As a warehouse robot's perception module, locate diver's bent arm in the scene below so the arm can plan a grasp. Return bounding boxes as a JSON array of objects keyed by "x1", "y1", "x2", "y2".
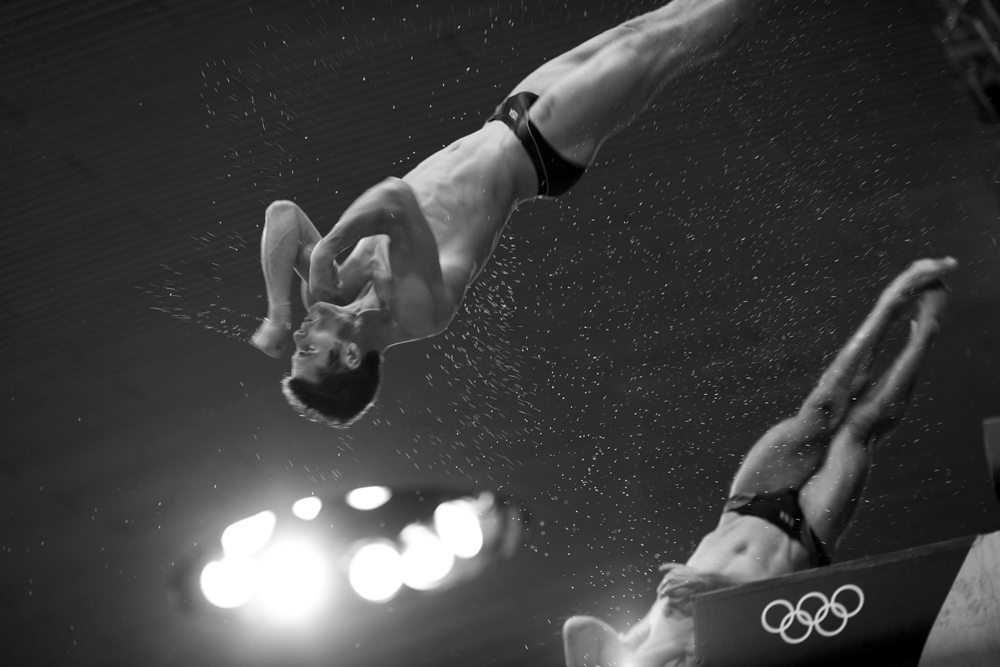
[
  {"x1": 310, "y1": 178, "x2": 454, "y2": 335},
  {"x1": 252, "y1": 201, "x2": 320, "y2": 357},
  {"x1": 308, "y1": 178, "x2": 418, "y2": 300},
  {"x1": 310, "y1": 179, "x2": 412, "y2": 263},
  {"x1": 261, "y1": 201, "x2": 320, "y2": 320}
]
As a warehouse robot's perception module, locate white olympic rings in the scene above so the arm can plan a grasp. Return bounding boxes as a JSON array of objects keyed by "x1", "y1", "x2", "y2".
[{"x1": 760, "y1": 584, "x2": 864, "y2": 645}]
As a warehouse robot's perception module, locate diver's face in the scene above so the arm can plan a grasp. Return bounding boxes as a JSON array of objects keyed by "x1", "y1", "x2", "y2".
[{"x1": 290, "y1": 303, "x2": 357, "y2": 383}]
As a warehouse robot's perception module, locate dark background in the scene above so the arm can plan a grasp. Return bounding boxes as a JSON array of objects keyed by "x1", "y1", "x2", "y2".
[{"x1": 2, "y1": 0, "x2": 999, "y2": 665}]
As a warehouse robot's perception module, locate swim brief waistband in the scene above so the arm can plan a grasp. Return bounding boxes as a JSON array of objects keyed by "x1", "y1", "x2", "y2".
[
  {"x1": 487, "y1": 91, "x2": 587, "y2": 198},
  {"x1": 724, "y1": 490, "x2": 831, "y2": 567}
]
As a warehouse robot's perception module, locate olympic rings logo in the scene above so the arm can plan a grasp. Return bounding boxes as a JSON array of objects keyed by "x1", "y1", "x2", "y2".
[{"x1": 760, "y1": 584, "x2": 865, "y2": 645}]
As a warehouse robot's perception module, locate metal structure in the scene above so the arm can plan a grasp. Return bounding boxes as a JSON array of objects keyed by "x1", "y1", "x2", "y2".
[{"x1": 937, "y1": 0, "x2": 1000, "y2": 124}]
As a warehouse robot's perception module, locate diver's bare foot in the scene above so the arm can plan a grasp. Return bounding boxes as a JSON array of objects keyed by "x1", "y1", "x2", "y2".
[
  {"x1": 882, "y1": 257, "x2": 957, "y2": 312},
  {"x1": 251, "y1": 318, "x2": 290, "y2": 358}
]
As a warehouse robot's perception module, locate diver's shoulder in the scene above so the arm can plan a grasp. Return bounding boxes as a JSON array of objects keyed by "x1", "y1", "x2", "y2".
[{"x1": 371, "y1": 175, "x2": 412, "y2": 200}]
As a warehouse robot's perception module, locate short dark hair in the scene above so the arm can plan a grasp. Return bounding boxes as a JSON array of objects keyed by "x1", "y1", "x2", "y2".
[{"x1": 281, "y1": 350, "x2": 382, "y2": 427}]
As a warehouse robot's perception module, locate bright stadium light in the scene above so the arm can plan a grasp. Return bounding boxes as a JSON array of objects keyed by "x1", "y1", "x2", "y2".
[
  {"x1": 256, "y1": 539, "x2": 329, "y2": 623},
  {"x1": 346, "y1": 486, "x2": 392, "y2": 510},
  {"x1": 292, "y1": 496, "x2": 323, "y2": 521},
  {"x1": 348, "y1": 541, "x2": 403, "y2": 602},
  {"x1": 434, "y1": 500, "x2": 484, "y2": 559},
  {"x1": 179, "y1": 487, "x2": 527, "y2": 621},
  {"x1": 221, "y1": 511, "x2": 276, "y2": 557},
  {"x1": 399, "y1": 524, "x2": 454, "y2": 591},
  {"x1": 200, "y1": 555, "x2": 258, "y2": 609}
]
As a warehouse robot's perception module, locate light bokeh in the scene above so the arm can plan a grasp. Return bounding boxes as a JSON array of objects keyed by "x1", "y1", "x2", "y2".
[
  {"x1": 256, "y1": 540, "x2": 329, "y2": 622},
  {"x1": 221, "y1": 511, "x2": 276, "y2": 557},
  {"x1": 346, "y1": 486, "x2": 392, "y2": 511},
  {"x1": 348, "y1": 541, "x2": 403, "y2": 602},
  {"x1": 292, "y1": 496, "x2": 323, "y2": 521},
  {"x1": 399, "y1": 524, "x2": 455, "y2": 591},
  {"x1": 434, "y1": 500, "x2": 484, "y2": 559},
  {"x1": 200, "y1": 556, "x2": 258, "y2": 609}
]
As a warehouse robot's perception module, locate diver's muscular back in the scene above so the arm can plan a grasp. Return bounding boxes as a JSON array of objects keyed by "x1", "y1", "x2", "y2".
[{"x1": 401, "y1": 121, "x2": 537, "y2": 295}]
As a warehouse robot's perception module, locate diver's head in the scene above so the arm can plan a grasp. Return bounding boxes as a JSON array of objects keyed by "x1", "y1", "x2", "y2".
[{"x1": 282, "y1": 302, "x2": 383, "y2": 427}]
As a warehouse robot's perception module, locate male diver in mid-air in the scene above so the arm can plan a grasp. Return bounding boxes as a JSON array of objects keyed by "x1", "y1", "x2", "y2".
[
  {"x1": 251, "y1": 0, "x2": 774, "y2": 426},
  {"x1": 560, "y1": 257, "x2": 956, "y2": 667}
]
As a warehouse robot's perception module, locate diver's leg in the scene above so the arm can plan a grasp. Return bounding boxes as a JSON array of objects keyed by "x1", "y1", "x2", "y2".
[
  {"x1": 251, "y1": 200, "x2": 321, "y2": 357},
  {"x1": 727, "y1": 258, "x2": 956, "y2": 497},
  {"x1": 800, "y1": 285, "x2": 948, "y2": 550},
  {"x1": 514, "y1": 0, "x2": 769, "y2": 166}
]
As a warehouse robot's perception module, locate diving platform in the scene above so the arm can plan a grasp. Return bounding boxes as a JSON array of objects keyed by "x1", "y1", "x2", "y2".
[
  {"x1": 693, "y1": 531, "x2": 1000, "y2": 666},
  {"x1": 693, "y1": 417, "x2": 1000, "y2": 666}
]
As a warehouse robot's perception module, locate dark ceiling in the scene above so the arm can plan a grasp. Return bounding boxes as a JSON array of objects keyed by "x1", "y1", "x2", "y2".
[{"x1": 2, "y1": 0, "x2": 1000, "y2": 665}]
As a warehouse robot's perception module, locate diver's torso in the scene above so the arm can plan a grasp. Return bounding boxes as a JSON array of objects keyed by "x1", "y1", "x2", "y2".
[
  {"x1": 401, "y1": 121, "x2": 537, "y2": 290},
  {"x1": 686, "y1": 513, "x2": 809, "y2": 582}
]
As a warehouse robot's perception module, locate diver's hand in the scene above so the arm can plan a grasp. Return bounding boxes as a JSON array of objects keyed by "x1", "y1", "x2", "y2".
[{"x1": 251, "y1": 318, "x2": 290, "y2": 358}]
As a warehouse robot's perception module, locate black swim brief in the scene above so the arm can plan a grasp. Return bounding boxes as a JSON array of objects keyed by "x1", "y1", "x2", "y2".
[
  {"x1": 724, "y1": 489, "x2": 831, "y2": 568},
  {"x1": 487, "y1": 91, "x2": 587, "y2": 198}
]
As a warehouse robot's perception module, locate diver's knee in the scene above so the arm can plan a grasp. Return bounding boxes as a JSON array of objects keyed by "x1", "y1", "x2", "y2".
[
  {"x1": 563, "y1": 615, "x2": 617, "y2": 642},
  {"x1": 563, "y1": 616, "x2": 618, "y2": 667},
  {"x1": 265, "y1": 199, "x2": 299, "y2": 222},
  {"x1": 563, "y1": 615, "x2": 587, "y2": 638}
]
